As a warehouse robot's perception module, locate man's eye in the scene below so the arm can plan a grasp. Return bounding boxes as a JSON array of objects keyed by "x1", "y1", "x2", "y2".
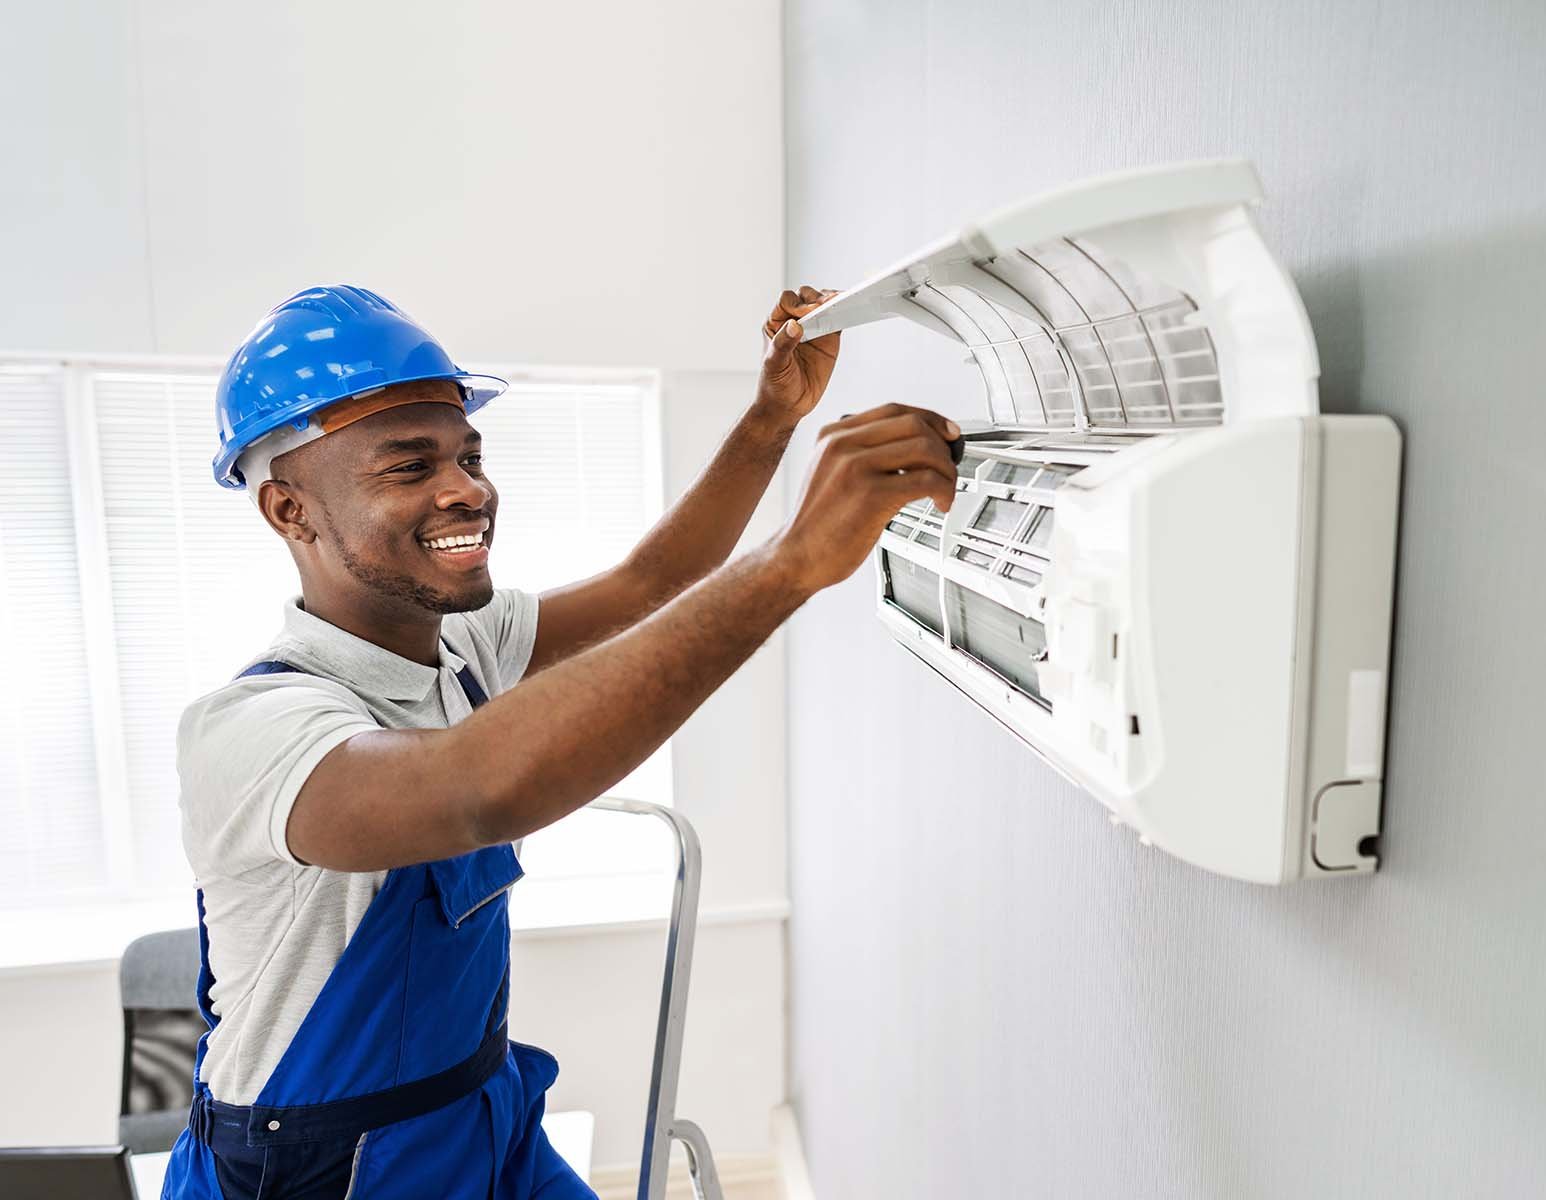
[{"x1": 463, "y1": 454, "x2": 484, "y2": 470}]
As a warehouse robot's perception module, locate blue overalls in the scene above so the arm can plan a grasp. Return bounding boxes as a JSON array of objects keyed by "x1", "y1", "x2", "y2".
[{"x1": 161, "y1": 658, "x2": 596, "y2": 1199}]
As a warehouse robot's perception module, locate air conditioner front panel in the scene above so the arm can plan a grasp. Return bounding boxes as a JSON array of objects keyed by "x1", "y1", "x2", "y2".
[{"x1": 799, "y1": 159, "x2": 1314, "y2": 429}]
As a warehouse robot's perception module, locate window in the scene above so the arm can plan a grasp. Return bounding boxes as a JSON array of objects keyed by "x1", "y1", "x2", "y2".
[
  {"x1": 0, "y1": 367, "x2": 107, "y2": 903},
  {"x1": 0, "y1": 356, "x2": 670, "y2": 926},
  {"x1": 465, "y1": 372, "x2": 674, "y2": 922}
]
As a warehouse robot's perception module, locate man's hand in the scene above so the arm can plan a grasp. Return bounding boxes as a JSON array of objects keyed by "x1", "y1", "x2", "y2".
[
  {"x1": 773, "y1": 403, "x2": 960, "y2": 592},
  {"x1": 526, "y1": 287, "x2": 844, "y2": 675},
  {"x1": 756, "y1": 286, "x2": 842, "y2": 426}
]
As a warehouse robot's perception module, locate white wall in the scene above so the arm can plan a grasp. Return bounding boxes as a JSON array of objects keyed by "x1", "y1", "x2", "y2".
[
  {"x1": 783, "y1": 1, "x2": 1546, "y2": 1197},
  {"x1": 3, "y1": 0, "x2": 782, "y2": 374},
  {"x1": 0, "y1": 0, "x2": 787, "y2": 1172}
]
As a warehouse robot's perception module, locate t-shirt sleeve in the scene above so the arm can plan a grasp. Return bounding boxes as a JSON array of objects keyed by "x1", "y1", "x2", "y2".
[
  {"x1": 470, "y1": 587, "x2": 541, "y2": 687},
  {"x1": 177, "y1": 679, "x2": 380, "y2": 874}
]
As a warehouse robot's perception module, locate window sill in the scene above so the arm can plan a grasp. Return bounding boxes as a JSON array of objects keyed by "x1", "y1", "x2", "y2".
[
  {"x1": 508, "y1": 872, "x2": 672, "y2": 932},
  {"x1": 0, "y1": 879, "x2": 790, "y2": 976},
  {"x1": 0, "y1": 895, "x2": 197, "y2": 976}
]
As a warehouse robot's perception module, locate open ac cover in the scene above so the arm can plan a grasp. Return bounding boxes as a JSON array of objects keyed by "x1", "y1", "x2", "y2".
[{"x1": 800, "y1": 160, "x2": 1400, "y2": 884}]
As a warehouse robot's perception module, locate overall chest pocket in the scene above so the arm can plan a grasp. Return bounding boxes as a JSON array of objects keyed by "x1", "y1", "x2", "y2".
[
  {"x1": 398, "y1": 844, "x2": 522, "y2": 1082},
  {"x1": 427, "y1": 842, "x2": 523, "y2": 929}
]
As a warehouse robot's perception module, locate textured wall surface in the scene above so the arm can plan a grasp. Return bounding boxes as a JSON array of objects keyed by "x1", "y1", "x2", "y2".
[{"x1": 782, "y1": 2, "x2": 1546, "y2": 1196}]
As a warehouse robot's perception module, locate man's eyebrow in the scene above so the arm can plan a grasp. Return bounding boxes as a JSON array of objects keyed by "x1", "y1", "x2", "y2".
[{"x1": 371, "y1": 430, "x2": 482, "y2": 457}]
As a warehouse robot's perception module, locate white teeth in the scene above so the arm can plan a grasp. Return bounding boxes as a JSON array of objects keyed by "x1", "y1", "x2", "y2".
[{"x1": 420, "y1": 532, "x2": 485, "y2": 551}]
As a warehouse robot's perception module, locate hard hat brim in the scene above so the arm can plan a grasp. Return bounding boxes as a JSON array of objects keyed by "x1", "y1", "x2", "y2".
[
  {"x1": 215, "y1": 370, "x2": 509, "y2": 489},
  {"x1": 457, "y1": 373, "x2": 508, "y2": 413}
]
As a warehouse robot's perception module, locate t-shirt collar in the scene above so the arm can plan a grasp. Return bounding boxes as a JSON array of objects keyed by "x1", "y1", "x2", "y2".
[{"x1": 282, "y1": 597, "x2": 467, "y2": 703}]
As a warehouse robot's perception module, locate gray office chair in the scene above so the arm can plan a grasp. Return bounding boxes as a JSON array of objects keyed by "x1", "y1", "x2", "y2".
[{"x1": 118, "y1": 928, "x2": 203, "y2": 1154}]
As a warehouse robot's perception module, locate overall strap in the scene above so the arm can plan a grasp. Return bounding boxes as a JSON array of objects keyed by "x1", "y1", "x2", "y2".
[
  {"x1": 188, "y1": 889, "x2": 219, "y2": 1087},
  {"x1": 454, "y1": 662, "x2": 488, "y2": 708},
  {"x1": 237, "y1": 660, "x2": 303, "y2": 678}
]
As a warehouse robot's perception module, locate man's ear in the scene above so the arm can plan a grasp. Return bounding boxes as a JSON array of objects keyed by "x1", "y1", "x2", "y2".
[{"x1": 258, "y1": 479, "x2": 317, "y2": 543}]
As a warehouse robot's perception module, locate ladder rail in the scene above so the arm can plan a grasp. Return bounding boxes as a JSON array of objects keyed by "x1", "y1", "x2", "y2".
[{"x1": 584, "y1": 797, "x2": 723, "y2": 1200}]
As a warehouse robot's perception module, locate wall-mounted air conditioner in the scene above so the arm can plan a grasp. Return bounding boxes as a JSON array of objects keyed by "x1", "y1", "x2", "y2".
[{"x1": 799, "y1": 160, "x2": 1400, "y2": 885}]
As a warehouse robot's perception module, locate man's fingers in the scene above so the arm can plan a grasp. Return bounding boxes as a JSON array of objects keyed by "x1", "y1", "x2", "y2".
[
  {"x1": 850, "y1": 435, "x2": 959, "y2": 480},
  {"x1": 821, "y1": 406, "x2": 961, "y2": 446},
  {"x1": 792, "y1": 286, "x2": 840, "y2": 318},
  {"x1": 764, "y1": 286, "x2": 840, "y2": 338},
  {"x1": 878, "y1": 463, "x2": 957, "y2": 512},
  {"x1": 763, "y1": 290, "x2": 803, "y2": 337},
  {"x1": 763, "y1": 317, "x2": 803, "y2": 368},
  {"x1": 827, "y1": 414, "x2": 958, "y2": 456}
]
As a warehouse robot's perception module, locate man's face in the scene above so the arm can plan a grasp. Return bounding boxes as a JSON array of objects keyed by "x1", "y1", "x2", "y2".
[{"x1": 271, "y1": 382, "x2": 500, "y2": 615}]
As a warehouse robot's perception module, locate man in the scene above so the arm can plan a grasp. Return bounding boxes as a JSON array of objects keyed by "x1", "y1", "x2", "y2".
[{"x1": 164, "y1": 283, "x2": 959, "y2": 1199}]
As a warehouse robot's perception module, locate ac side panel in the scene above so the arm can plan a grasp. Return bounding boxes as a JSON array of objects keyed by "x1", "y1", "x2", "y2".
[
  {"x1": 1298, "y1": 415, "x2": 1402, "y2": 877},
  {"x1": 1051, "y1": 423, "x2": 1307, "y2": 883}
]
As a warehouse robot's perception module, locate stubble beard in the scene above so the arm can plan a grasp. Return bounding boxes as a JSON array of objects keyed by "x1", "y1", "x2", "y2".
[{"x1": 333, "y1": 533, "x2": 495, "y2": 615}]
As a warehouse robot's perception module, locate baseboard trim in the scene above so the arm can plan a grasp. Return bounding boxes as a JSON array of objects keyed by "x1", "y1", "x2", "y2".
[
  {"x1": 589, "y1": 1152, "x2": 779, "y2": 1200},
  {"x1": 587, "y1": 1104, "x2": 812, "y2": 1200},
  {"x1": 771, "y1": 1105, "x2": 815, "y2": 1200}
]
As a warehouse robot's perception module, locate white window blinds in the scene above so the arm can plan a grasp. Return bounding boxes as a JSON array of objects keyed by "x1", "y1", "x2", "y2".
[
  {"x1": 91, "y1": 370, "x2": 296, "y2": 894},
  {"x1": 1, "y1": 359, "x2": 667, "y2": 913},
  {"x1": 0, "y1": 367, "x2": 107, "y2": 902},
  {"x1": 471, "y1": 381, "x2": 662, "y2": 593}
]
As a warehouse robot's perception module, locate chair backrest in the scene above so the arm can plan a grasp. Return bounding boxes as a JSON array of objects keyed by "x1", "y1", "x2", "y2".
[{"x1": 118, "y1": 927, "x2": 203, "y2": 1154}]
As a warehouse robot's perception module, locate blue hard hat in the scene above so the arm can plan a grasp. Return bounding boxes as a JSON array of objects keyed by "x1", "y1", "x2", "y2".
[{"x1": 212, "y1": 284, "x2": 507, "y2": 488}]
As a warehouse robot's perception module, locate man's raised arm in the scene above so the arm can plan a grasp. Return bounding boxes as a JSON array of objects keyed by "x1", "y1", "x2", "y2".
[
  {"x1": 285, "y1": 403, "x2": 960, "y2": 872},
  {"x1": 527, "y1": 288, "x2": 852, "y2": 673}
]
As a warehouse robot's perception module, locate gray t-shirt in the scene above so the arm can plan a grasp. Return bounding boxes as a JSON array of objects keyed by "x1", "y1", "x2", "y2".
[{"x1": 176, "y1": 590, "x2": 539, "y2": 1104}]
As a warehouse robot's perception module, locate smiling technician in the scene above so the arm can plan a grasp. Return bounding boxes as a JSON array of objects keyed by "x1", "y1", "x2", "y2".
[{"x1": 162, "y1": 284, "x2": 960, "y2": 1199}]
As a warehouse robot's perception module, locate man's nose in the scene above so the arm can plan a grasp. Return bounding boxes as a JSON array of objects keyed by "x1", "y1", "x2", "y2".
[{"x1": 437, "y1": 465, "x2": 492, "y2": 508}]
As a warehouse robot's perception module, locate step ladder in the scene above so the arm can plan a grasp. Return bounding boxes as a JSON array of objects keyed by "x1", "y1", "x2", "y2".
[{"x1": 587, "y1": 798, "x2": 723, "y2": 1200}]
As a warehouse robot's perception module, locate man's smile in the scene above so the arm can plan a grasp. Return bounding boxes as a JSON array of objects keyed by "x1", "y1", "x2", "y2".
[{"x1": 417, "y1": 522, "x2": 492, "y2": 567}]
